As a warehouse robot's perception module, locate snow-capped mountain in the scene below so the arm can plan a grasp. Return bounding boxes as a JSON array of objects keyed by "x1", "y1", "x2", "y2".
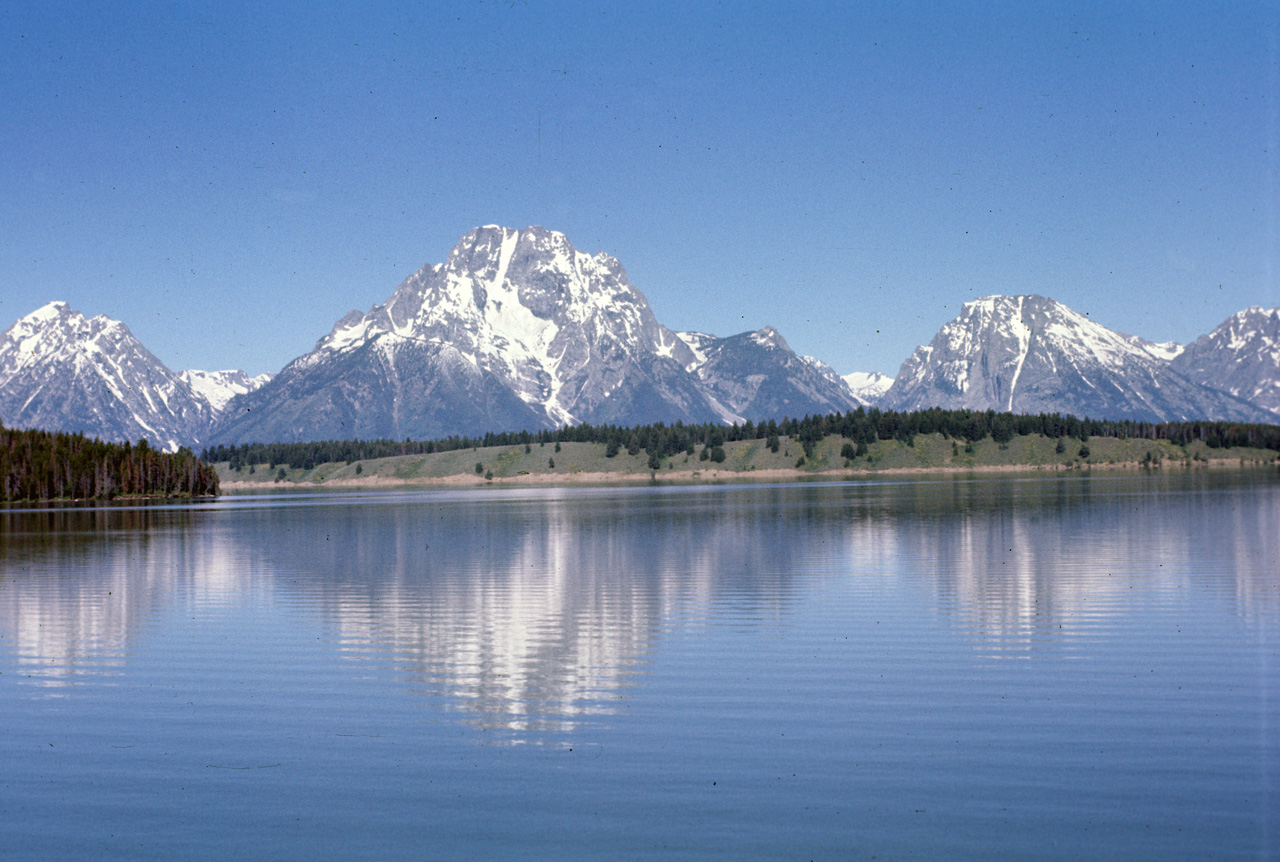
[
  {"x1": 179, "y1": 369, "x2": 273, "y2": 413},
  {"x1": 211, "y1": 226, "x2": 735, "y2": 444},
  {"x1": 676, "y1": 326, "x2": 863, "y2": 418},
  {"x1": 841, "y1": 371, "x2": 894, "y2": 406},
  {"x1": 881, "y1": 295, "x2": 1272, "y2": 423},
  {"x1": 0, "y1": 302, "x2": 213, "y2": 450},
  {"x1": 8, "y1": 254, "x2": 1279, "y2": 452},
  {"x1": 1172, "y1": 307, "x2": 1280, "y2": 417}
]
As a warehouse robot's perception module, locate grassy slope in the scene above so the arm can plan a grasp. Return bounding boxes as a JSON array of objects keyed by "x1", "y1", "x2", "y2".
[{"x1": 214, "y1": 433, "x2": 1280, "y2": 487}]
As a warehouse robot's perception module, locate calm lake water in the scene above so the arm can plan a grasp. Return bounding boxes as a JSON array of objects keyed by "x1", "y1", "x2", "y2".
[{"x1": 1, "y1": 472, "x2": 1276, "y2": 860}]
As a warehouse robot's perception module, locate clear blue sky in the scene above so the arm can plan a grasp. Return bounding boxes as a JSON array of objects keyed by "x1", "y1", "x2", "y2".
[{"x1": 2, "y1": 1, "x2": 1277, "y2": 377}]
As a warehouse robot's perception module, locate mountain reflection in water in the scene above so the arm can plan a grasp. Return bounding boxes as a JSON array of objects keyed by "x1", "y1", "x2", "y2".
[{"x1": 1, "y1": 474, "x2": 1275, "y2": 737}]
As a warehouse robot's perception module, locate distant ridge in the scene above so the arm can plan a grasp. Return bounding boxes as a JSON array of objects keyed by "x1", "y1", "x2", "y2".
[
  {"x1": 178, "y1": 369, "x2": 272, "y2": 413},
  {"x1": 3, "y1": 230, "x2": 1279, "y2": 449},
  {"x1": 841, "y1": 371, "x2": 894, "y2": 406}
]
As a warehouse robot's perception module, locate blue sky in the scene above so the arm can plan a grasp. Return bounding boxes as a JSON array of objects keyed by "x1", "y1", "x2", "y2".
[{"x1": 2, "y1": 1, "x2": 1277, "y2": 377}]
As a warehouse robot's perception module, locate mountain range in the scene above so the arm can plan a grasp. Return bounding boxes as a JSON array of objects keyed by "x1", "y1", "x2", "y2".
[
  {"x1": 880, "y1": 295, "x2": 1273, "y2": 423},
  {"x1": 2, "y1": 225, "x2": 1277, "y2": 450}
]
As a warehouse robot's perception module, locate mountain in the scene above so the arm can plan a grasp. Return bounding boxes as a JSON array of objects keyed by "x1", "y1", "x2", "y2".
[
  {"x1": 211, "y1": 226, "x2": 736, "y2": 444},
  {"x1": 8, "y1": 254, "x2": 1279, "y2": 452},
  {"x1": 841, "y1": 371, "x2": 894, "y2": 406},
  {"x1": 0, "y1": 302, "x2": 213, "y2": 451},
  {"x1": 676, "y1": 326, "x2": 863, "y2": 418},
  {"x1": 178, "y1": 369, "x2": 273, "y2": 413},
  {"x1": 1172, "y1": 306, "x2": 1280, "y2": 418},
  {"x1": 881, "y1": 295, "x2": 1272, "y2": 423}
]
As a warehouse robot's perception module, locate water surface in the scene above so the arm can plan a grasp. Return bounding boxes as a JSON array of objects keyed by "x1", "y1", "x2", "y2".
[{"x1": 1, "y1": 472, "x2": 1276, "y2": 859}]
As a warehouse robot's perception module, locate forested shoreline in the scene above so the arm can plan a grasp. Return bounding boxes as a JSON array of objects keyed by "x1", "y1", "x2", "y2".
[
  {"x1": 201, "y1": 408, "x2": 1280, "y2": 472},
  {"x1": 6, "y1": 406, "x2": 1272, "y2": 503},
  {"x1": 2, "y1": 424, "x2": 220, "y2": 502}
]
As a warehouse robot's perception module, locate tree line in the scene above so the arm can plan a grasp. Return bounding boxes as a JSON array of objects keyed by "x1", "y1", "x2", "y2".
[
  {"x1": 202, "y1": 407, "x2": 1280, "y2": 471},
  {"x1": 2, "y1": 423, "x2": 220, "y2": 502}
]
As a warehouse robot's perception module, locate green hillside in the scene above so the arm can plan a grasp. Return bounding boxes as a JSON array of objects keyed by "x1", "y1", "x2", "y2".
[{"x1": 214, "y1": 432, "x2": 1278, "y2": 488}]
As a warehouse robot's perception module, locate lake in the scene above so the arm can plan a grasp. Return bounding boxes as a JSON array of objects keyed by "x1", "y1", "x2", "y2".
[{"x1": 1, "y1": 471, "x2": 1276, "y2": 860}]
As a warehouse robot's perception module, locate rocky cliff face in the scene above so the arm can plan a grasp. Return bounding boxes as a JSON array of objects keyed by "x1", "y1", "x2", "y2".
[{"x1": 881, "y1": 295, "x2": 1272, "y2": 423}]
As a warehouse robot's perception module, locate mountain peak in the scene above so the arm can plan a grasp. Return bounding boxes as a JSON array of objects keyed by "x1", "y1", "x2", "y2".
[
  {"x1": 12, "y1": 300, "x2": 80, "y2": 333},
  {"x1": 1, "y1": 302, "x2": 213, "y2": 450},
  {"x1": 212, "y1": 225, "x2": 735, "y2": 442},
  {"x1": 3, "y1": 301, "x2": 89, "y2": 374},
  {"x1": 749, "y1": 326, "x2": 790, "y2": 351},
  {"x1": 884, "y1": 294, "x2": 1270, "y2": 422},
  {"x1": 673, "y1": 324, "x2": 860, "y2": 420},
  {"x1": 1172, "y1": 305, "x2": 1280, "y2": 417},
  {"x1": 28, "y1": 300, "x2": 72, "y2": 320}
]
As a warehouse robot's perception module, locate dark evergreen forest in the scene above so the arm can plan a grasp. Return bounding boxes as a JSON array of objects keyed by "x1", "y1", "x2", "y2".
[
  {"x1": 201, "y1": 407, "x2": 1280, "y2": 471},
  {"x1": 2, "y1": 424, "x2": 220, "y2": 501}
]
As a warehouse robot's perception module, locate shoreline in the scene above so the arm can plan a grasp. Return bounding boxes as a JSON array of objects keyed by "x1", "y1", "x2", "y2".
[
  {"x1": 219, "y1": 456, "x2": 1277, "y2": 492},
  {"x1": 1, "y1": 492, "x2": 219, "y2": 505}
]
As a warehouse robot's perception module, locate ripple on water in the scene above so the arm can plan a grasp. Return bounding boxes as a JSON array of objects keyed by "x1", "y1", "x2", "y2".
[{"x1": 0, "y1": 473, "x2": 1276, "y2": 860}]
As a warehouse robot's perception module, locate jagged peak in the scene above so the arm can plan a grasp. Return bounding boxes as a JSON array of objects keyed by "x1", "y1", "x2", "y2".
[
  {"x1": 452, "y1": 225, "x2": 625, "y2": 272},
  {"x1": 960, "y1": 294, "x2": 1063, "y2": 316},
  {"x1": 0, "y1": 301, "x2": 209, "y2": 450},
  {"x1": 3, "y1": 303, "x2": 97, "y2": 370},
  {"x1": 443, "y1": 225, "x2": 607, "y2": 283},
  {"x1": 460, "y1": 223, "x2": 564, "y2": 246},
  {"x1": 1220, "y1": 306, "x2": 1280, "y2": 330},
  {"x1": 1136, "y1": 340, "x2": 1184, "y2": 362},
  {"x1": 841, "y1": 371, "x2": 895, "y2": 405},
  {"x1": 1183, "y1": 305, "x2": 1280, "y2": 358},
  {"x1": 5, "y1": 302, "x2": 140, "y2": 345},
  {"x1": 748, "y1": 325, "x2": 790, "y2": 351},
  {"x1": 30, "y1": 299, "x2": 72, "y2": 318},
  {"x1": 10, "y1": 300, "x2": 78, "y2": 329}
]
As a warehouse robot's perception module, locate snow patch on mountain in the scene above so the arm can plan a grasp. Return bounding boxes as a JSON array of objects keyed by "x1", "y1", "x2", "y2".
[
  {"x1": 675, "y1": 332, "x2": 716, "y2": 372},
  {"x1": 841, "y1": 372, "x2": 894, "y2": 405},
  {"x1": 179, "y1": 369, "x2": 273, "y2": 413},
  {"x1": 1132, "y1": 339, "x2": 1185, "y2": 362}
]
